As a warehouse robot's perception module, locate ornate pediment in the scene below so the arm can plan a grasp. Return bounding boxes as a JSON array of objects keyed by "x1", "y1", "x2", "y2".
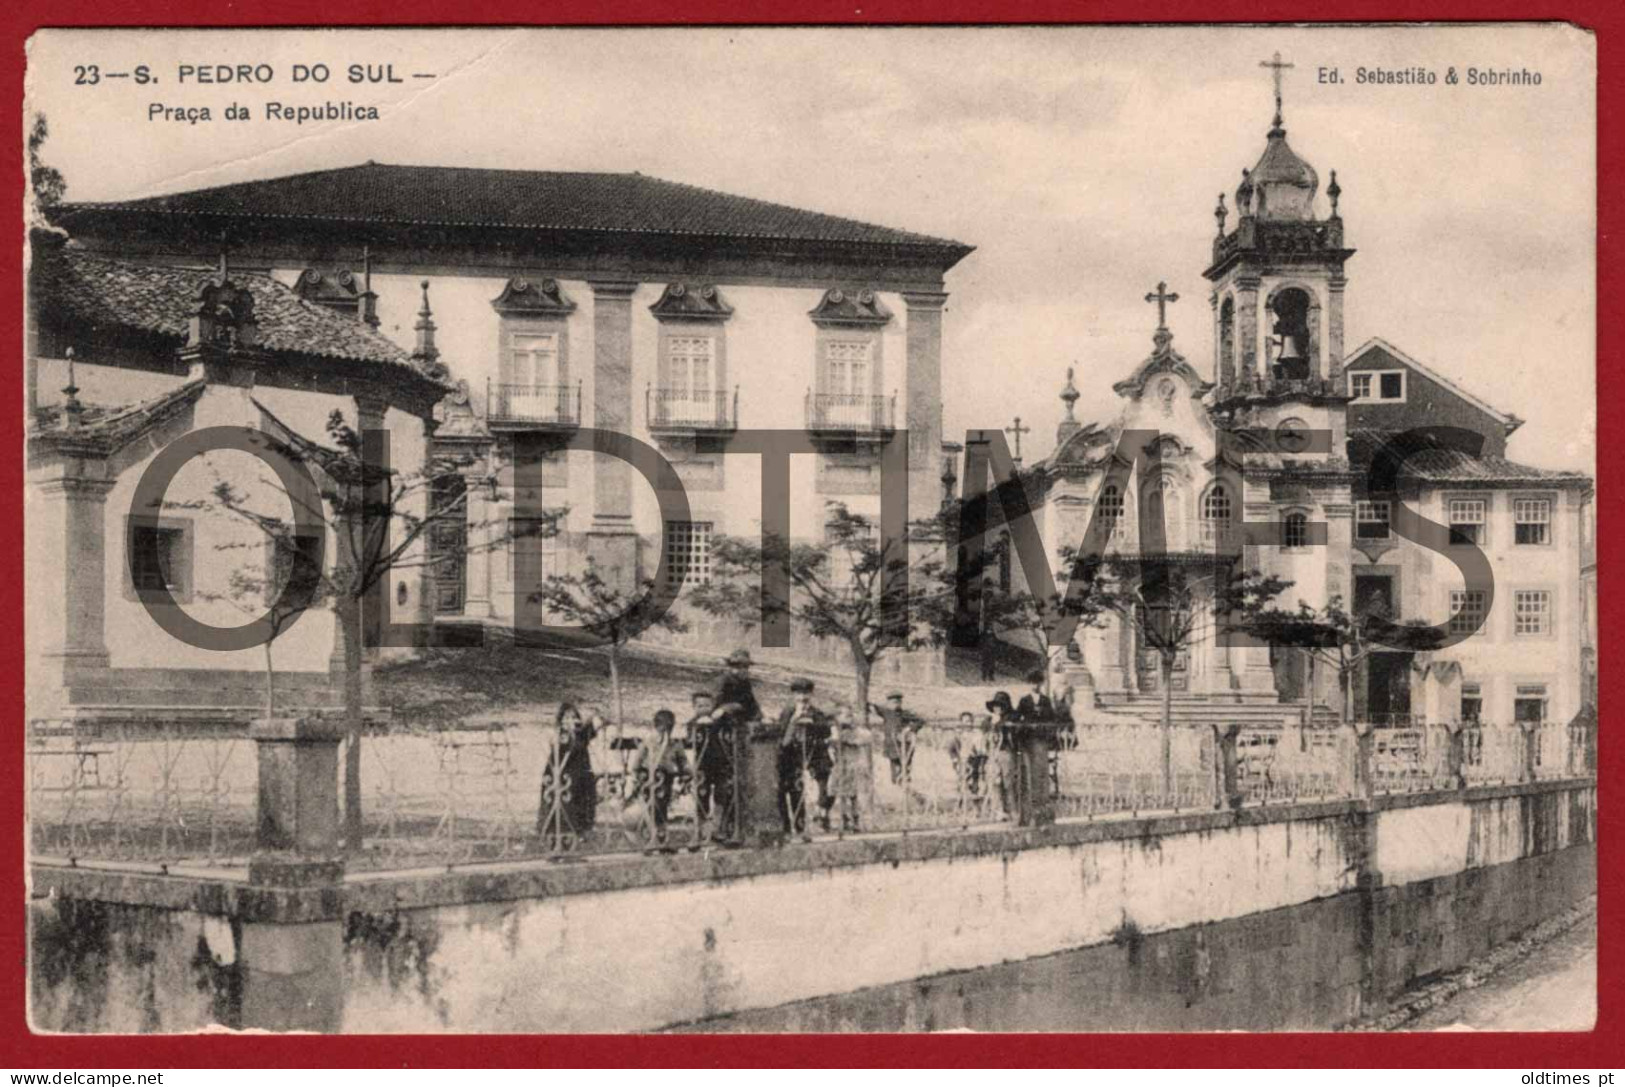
[
  {"x1": 1112, "y1": 341, "x2": 1214, "y2": 400},
  {"x1": 294, "y1": 267, "x2": 361, "y2": 306},
  {"x1": 490, "y1": 277, "x2": 577, "y2": 318},
  {"x1": 649, "y1": 282, "x2": 733, "y2": 321},
  {"x1": 294, "y1": 266, "x2": 377, "y2": 328},
  {"x1": 809, "y1": 287, "x2": 892, "y2": 327}
]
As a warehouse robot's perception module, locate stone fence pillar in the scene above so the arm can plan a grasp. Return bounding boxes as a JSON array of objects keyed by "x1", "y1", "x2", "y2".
[
  {"x1": 1440, "y1": 721, "x2": 1466, "y2": 789},
  {"x1": 1012, "y1": 723, "x2": 1059, "y2": 828},
  {"x1": 249, "y1": 716, "x2": 346, "y2": 886},
  {"x1": 1350, "y1": 721, "x2": 1375, "y2": 799},
  {"x1": 740, "y1": 720, "x2": 788, "y2": 848},
  {"x1": 1212, "y1": 722, "x2": 1244, "y2": 810},
  {"x1": 1519, "y1": 720, "x2": 1540, "y2": 783}
]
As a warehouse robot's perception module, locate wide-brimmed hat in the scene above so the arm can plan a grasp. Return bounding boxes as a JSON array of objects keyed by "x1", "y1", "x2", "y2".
[
  {"x1": 691, "y1": 689, "x2": 715, "y2": 701},
  {"x1": 986, "y1": 691, "x2": 1015, "y2": 713},
  {"x1": 885, "y1": 691, "x2": 905, "y2": 701},
  {"x1": 790, "y1": 677, "x2": 815, "y2": 693},
  {"x1": 725, "y1": 649, "x2": 754, "y2": 667}
]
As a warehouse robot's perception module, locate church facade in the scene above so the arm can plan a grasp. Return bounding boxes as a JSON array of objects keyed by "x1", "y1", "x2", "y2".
[{"x1": 1021, "y1": 77, "x2": 1593, "y2": 729}]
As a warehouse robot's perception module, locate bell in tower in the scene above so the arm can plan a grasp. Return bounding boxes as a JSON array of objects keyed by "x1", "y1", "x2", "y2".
[
  {"x1": 1270, "y1": 287, "x2": 1312, "y2": 382},
  {"x1": 1204, "y1": 50, "x2": 1353, "y2": 400}
]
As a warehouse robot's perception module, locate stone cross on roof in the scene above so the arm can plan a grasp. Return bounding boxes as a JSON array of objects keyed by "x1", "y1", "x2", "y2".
[
  {"x1": 1261, "y1": 51, "x2": 1294, "y2": 129},
  {"x1": 1145, "y1": 281, "x2": 1179, "y2": 329}
]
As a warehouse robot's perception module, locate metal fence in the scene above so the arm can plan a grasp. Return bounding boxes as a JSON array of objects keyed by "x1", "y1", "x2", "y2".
[
  {"x1": 26, "y1": 714, "x2": 1596, "y2": 872},
  {"x1": 27, "y1": 721, "x2": 256, "y2": 867}
]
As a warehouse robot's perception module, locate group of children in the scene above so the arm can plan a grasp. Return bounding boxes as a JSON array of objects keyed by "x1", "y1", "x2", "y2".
[{"x1": 538, "y1": 656, "x2": 1077, "y2": 846}]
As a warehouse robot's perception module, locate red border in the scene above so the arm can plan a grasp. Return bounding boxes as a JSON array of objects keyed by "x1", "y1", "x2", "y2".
[{"x1": 3, "y1": 1, "x2": 1618, "y2": 1069}]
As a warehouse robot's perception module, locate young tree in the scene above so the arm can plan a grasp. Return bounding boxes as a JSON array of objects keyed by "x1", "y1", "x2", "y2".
[
  {"x1": 197, "y1": 411, "x2": 562, "y2": 849},
  {"x1": 689, "y1": 503, "x2": 956, "y2": 718},
  {"x1": 976, "y1": 575, "x2": 1106, "y2": 697},
  {"x1": 530, "y1": 566, "x2": 689, "y2": 737},
  {"x1": 1063, "y1": 552, "x2": 1293, "y2": 793},
  {"x1": 1240, "y1": 595, "x2": 1447, "y2": 724},
  {"x1": 198, "y1": 526, "x2": 330, "y2": 720}
]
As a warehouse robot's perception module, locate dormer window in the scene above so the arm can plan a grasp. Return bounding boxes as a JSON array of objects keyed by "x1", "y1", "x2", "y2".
[{"x1": 1350, "y1": 369, "x2": 1405, "y2": 403}]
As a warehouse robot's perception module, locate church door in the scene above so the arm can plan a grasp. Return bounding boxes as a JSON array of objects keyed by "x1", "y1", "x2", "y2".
[
  {"x1": 1135, "y1": 604, "x2": 1190, "y2": 693},
  {"x1": 429, "y1": 474, "x2": 468, "y2": 615}
]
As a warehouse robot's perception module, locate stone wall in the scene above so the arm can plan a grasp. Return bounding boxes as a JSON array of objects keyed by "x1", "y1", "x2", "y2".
[{"x1": 29, "y1": 779, "x2": 1594, "y2": 1034}]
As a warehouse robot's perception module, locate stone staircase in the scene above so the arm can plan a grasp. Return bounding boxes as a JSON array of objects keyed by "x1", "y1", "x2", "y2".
[{"x1": 1088, "y1": 694, "x2": 1306, "y2": 731}]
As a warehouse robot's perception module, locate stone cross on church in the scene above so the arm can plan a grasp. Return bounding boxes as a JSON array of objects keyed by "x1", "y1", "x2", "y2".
[
  {"x1": 1145, "y1": 281, "x2": 1179, "y2": 327},
  {"x1": 1261, "y1": 50, "x2": 1294, "y2": 126}
]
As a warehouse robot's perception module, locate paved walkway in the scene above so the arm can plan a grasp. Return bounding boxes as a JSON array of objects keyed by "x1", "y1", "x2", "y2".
[{"x1": 1408, "y1": 913, "x2": 1596, "y2": 1031}]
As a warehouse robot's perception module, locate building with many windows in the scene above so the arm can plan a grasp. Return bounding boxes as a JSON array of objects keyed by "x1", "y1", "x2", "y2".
[{"x1": 50, "y1": 164, "x2": 973, "y2": 684}]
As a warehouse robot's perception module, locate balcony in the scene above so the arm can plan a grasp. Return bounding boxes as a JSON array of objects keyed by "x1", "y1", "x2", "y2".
[
  {"x1": 486, "y1": 381, "x2": 581, "y2": 431},
  {"x1": 804, "y1": 392, "x2": 897, "y2": 439},
  {"x1": 646, "y1": 386, "x2": 738, "y2": 437}
]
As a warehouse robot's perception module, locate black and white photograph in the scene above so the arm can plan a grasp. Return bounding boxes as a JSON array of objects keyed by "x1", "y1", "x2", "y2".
[{"x1": 22, "y1": 24, "x2": 1597, "y2": 1035}]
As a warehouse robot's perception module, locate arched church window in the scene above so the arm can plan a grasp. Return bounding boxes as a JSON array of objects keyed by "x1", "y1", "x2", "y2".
[
  {"x1": 1201, "y1": 484, "x2": 1234, "y2": 548},
  {"x1": 1098, "y1": 484, "x2": 1124, "y2": 536},
  {"x1": 1143, "y1": 477, "x2": 1183, "y2": 549},
  {"x1": 1270, "y1": 288, "x2": 1313, "y2": 382},
  {"x1": 1218, "y1": 296, "x2": 1236, "y2": 381},
  {"x1": 1283, "y1": 511, "x2": 1310, "y2": 549}
]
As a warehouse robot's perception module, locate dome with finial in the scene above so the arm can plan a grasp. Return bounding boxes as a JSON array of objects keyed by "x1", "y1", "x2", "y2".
[
  {"x1": 1250, "y1": 127, "x2": 1319, "y2": 221},
  {"x1": 1247, "y1": 52, "x2": 1319, "y2": 221}
]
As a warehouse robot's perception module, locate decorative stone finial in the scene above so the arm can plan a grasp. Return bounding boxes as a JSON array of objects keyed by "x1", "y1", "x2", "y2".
[
  {"x1": 1327, "y1": 169, "x2": 1342, "y2": 217},
  {"x1": 1060, "y1": 365, "x2": 1080, "y2": 421},
  {"x1": 1215, "y1": 193, "x2": 1228, "y2": 235},
  {"x1": 61, "y1": 346, "x2": 82, "y2": 428},
  {"x1": 412, "y1": 280, "x2": 441, "y2": 372},
  {"x1": 1236, "y1": 168, "x2": 1254, "y2": 217}
]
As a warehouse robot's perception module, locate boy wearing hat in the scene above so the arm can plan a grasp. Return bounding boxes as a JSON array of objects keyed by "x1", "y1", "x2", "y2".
[
  {"x1": 986, "y1": 690, "x2": 1019, "y2": 817},
  {"x1": 712, "y1": 648, "x2": 762, "y2": 726},
  {"x1": 629, "y1": 709, "x2": 689, "y2": 842},
  {"x1": 686, "y1": 689, "x2": 734, "y2": 841},
  {"x1": 776, "y1": 677, "x2": 834, "y2": 836},
  {"x1": 868, "y1": 690, "x2": 924, "y2": 786}
]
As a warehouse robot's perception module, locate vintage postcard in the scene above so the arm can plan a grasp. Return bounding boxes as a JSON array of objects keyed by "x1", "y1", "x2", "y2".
[{"x1": 22, "y1": 24, "x2": 1596, "y2": 1035}]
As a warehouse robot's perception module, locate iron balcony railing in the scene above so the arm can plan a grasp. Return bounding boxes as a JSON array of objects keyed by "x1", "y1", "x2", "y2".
[
  {"x1": 646, "y1": 386, "x2": 738, "y2": 432},
  {"x1": 486, "y1": 380, "x2": 582, "y2": 428},
  {"x1": 805, "y1": 391, "x2": 897, "y2": 433}
]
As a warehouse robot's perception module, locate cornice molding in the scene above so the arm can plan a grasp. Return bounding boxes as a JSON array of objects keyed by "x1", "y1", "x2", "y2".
[
  {"x1": 491, "y1": 277, "x2": 578, "y2": 318},
  {"x1": 648, "y1": 282, "x2": 733, "y2": 322},
  {"x1": 809, "y1": 287, "x2": 892, "y2": 328}
]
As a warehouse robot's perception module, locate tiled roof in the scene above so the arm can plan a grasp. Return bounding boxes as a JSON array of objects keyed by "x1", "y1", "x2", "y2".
[
  {"x1": 31, "y1": 379, "x2": 206, "y2": 447},
  {"x1": 1348, "y1": 429, "x2": 1590, "y2": 487},
  {"x1": 58, "y1": 162, "x2": 974, "y2": 260},
  {"x1": 31, "y1": 244, "x2": 415, "y2": 369}
]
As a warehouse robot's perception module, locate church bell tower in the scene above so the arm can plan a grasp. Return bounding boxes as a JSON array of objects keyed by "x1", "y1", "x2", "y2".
[{"x1": 1205, "y1": 52, "x2": 1355, "y2": 400}]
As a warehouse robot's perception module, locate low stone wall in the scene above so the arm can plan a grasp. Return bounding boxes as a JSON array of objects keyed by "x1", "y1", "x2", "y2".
[{"x1": 29, "y1": 779, "x2": 1595, "y2": 1033}]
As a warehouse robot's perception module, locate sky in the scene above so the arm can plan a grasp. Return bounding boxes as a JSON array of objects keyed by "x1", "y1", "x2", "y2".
[{"x1": 25, "y1": 24, "x2": 1597, "y2": 471}]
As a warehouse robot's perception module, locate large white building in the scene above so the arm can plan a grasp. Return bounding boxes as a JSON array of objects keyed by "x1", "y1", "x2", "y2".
[{"x1": 44, "y1": 165, "x2": 974, "y2": 703}]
